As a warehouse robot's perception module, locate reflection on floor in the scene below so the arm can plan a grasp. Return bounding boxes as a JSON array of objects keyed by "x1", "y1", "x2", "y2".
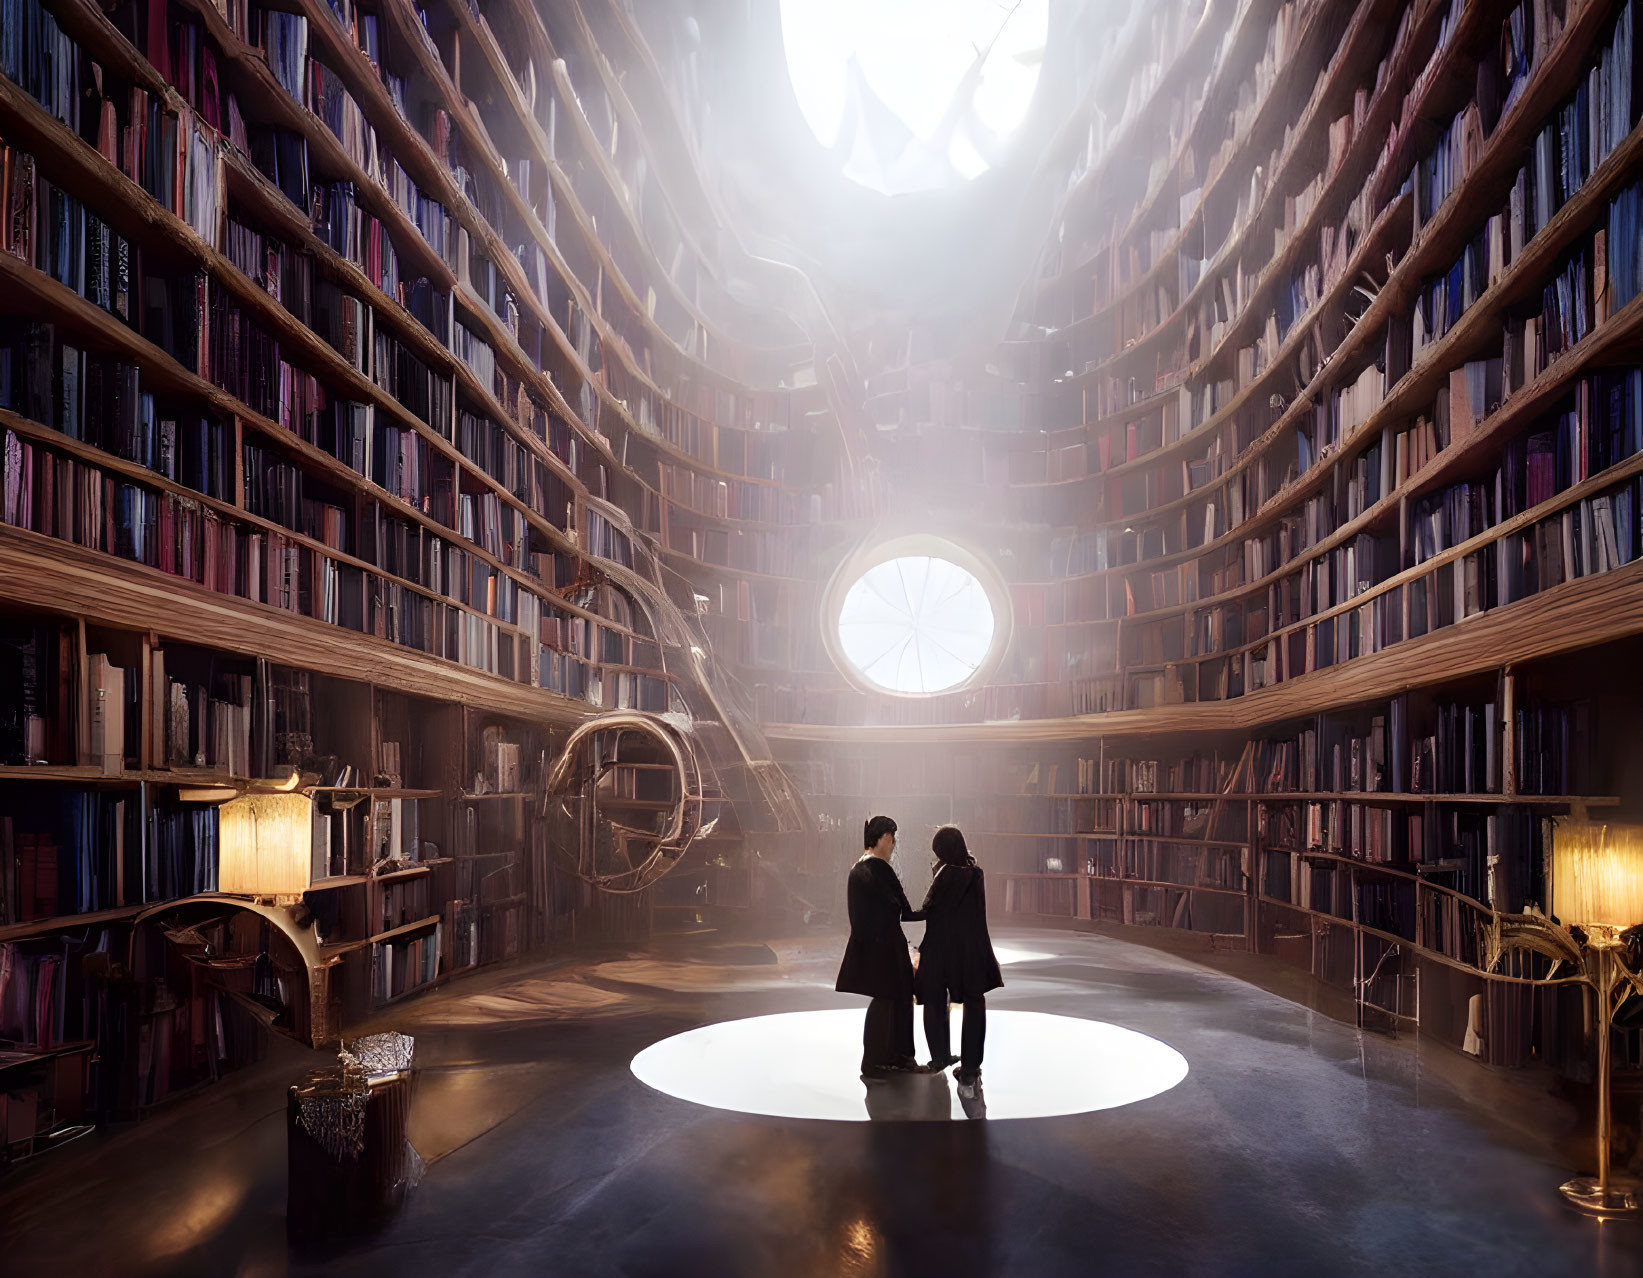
[
  {"x1": 0, "y1": 927, "x2": 1638, "y2": 1277},
  {"x1": 630, "y1": 1008, "x2": 1188, "y2": 1121}
]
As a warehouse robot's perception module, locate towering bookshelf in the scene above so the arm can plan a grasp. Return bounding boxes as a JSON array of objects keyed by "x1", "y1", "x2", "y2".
[{"x1": 0, "y1": 0, "x2": 853, "y2": 1152}]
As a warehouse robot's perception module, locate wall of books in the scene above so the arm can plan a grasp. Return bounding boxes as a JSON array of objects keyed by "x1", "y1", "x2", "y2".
[{"x1": 0, "y1": 0, "x2": 858, "y2": 1153}]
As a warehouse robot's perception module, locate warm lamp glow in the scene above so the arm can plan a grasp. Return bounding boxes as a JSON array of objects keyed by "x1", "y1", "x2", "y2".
[
  {"x1": 219, "y1": 792, "x2": 313, "y2": 899},
  {"x1": 1553, "y1": 822, "x2": 1643, "y2": 932}
]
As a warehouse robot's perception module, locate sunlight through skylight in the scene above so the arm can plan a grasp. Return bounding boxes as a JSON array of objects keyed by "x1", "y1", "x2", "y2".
[
  {"x1": 779, "y1": 0, "x2": 1049, "y2": 195},
  {"x1": 837, "y1": 556, "x2": 995, "y2": 694}
]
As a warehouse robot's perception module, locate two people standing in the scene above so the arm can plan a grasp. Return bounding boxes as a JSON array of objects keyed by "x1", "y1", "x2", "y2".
[{"x1": 835, "y1": 815, "x2": 1002, "y2": 1088}]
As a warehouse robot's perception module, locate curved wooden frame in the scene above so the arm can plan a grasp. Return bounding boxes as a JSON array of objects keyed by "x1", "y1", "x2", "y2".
[
  {"x1": 544, "y1": 711, "x2": 712, "y2": 893},
  {"x1": 131, "y1": 894, "x2": 334, "y2": 1045}
]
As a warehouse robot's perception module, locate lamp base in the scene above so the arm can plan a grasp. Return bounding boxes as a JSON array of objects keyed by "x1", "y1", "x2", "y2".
[{"x1": 1560, "y1": 1175, "x2": 1643, "y2": 1216}]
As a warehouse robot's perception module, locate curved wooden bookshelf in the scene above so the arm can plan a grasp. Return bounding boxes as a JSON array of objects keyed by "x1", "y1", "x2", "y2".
[
  {"x1": 1084, "y1": 0, "x2": 1621, "y2": 538},
  {"x1": 1060, "y1": 0, "x2": 1415, "y2": 382},
  {"x1": 1032, "y1": 0, "x2": 1259, "y2": 296},
  {"x1": 1041, "y1": 0, "x2": 1344, "y2": 336}
]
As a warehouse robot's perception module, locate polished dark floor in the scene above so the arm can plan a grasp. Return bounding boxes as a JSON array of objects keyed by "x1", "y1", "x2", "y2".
[{"x1": 1, "y1": 926, "x2": 1639, "y2": 1277}]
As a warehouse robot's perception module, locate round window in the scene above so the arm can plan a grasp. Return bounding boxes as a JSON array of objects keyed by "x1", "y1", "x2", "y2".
[{"x1": 832, "y1": 545, "x2": 1003, "y2": 695}]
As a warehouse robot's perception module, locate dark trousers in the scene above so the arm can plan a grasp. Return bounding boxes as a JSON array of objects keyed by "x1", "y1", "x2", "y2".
[
  {"x1": 924, "y1": 996, "x2": 986, "y2": 1071},
  {"x1": 862, "y1": 995, "x2": 914, "y2": 1069}
]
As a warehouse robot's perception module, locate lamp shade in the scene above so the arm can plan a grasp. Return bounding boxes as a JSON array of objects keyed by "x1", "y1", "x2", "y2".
[
  {"x1": 219, "y1": 791, "x2": 314, "y2": 899},
  {"x1": 1552, "y1": 822, "x2": 1643, "y2": 931}
]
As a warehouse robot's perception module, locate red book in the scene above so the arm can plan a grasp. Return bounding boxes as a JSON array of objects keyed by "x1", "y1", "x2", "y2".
[
  {"x1": 146, "y1": 0, "x2": 171, "y2": 82},
  {"x1": 200, "y1": 47, "x2": 221, "y2": 132},
  {"x1": 37, "y1": 451, "x2": 53, "y2": 538}
]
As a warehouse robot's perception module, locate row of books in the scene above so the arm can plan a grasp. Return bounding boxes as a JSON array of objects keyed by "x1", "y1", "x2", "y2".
[
  {"x1": 161, "y1": 669, "x2": 255, "y2": 774},
  {"x1": 1263, "y1": 801, "x2": 1545, "y2": 919},
  {"x1": 4, "y1": 0, "x2": 220, "y2": 242},
  {"x1": 1129, "y1": 796, "x2": 1246, "y2": 842},
  {"x1": 1069, "y1": 0, "x2": 1322, "y2": 368},
  {"x1": 0, "y1": 943, "x2": 66, "y2": 1048},
  {"x1": 332, "y1": 0, "x2": 775, "y2": 447},
  {"x1": 0, "y1": 286, "x2": 559, "y2": 593},
  {"x1": 1239, "y1": 691, "x2": 1590, "y2": 797},
  {"x1": 1220, "y1": 367, "x2": 1642, "y2": 642},
  {"x1": 0, "y1": 796, "x2": 219, "y2": 922},
  {"x1": 370, "y1": 927, "x2": 439, "y2": 1004},
  {"x1": 248, "y1": 7, "x2": 457, "y2": 271},
  {"x1": 328, "y1": 871, "x2": 434, "y2": 946},
  {"x1": 658, "y1": 465, "x2": 810, "y2": 524},
  {"x1": 1126, "y1": 319, "x2": 1640, "y2": 663},
  {"x1": 0, "y1": 424, "x2": 552, "y2": 682},
  {"x1": 360, "y1": 505, "x2": 529, "y2": 622},
  {"x1": 367, "y1": 795, "x2": 427, "y2": 868},
  {"x1": 1069, "y1": 0, "x2": 1301, "y2": 323},
  {"x1": 1232, "y1": 461, "x2": 1643, "y2": 691},
  {"x1": 1422, "y1": 1, "x2": 1636, "y2": 238}
]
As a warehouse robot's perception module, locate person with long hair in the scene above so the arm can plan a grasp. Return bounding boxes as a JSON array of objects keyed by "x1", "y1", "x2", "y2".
[{"x1": 915, "y1": 825, "x2": 1002, "y2": 1087}]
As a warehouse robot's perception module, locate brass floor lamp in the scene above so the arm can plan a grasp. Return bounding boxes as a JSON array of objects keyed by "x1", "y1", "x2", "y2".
[{"x1": 1492, "y1": 821, "x2": 1643, "y2": 1216}]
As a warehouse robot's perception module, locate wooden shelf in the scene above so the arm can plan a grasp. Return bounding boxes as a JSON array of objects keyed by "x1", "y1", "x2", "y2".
[
  {"x1": 0, "y1": 907, "x2": 145, "y2": 943},
  {"x1": 1084, "y1": 875, "x2": 1247, "y2": 898},
  {"x1": 1121, "y1": 833, "x2": 1251, "y2": 848},
  {"x1": 310, "y1": 788, "x2": 445, "y2": 800},
  {"x1": 1070, "y1": 0, "x2": 1431, "y2": 375},
  {"x1": 0, "y1": 765, "x2": 134, "y2": 784},
  {"x1": 363, "y1": 0, "x2": 811, "y2": 487},
  {"x1": 1248, "y1": 791, "x2": 1619, "y2": 807},
  {"x1": 307, "y1": 876, "x2": 370, "y2": 891},
  {"x1": 0, "y1": 526, "x2": 592, "y2": 725},
  {"x1": 373, "y1": 863, "x2": 437, "y2": 883},
  {"x1": 320, "y1": 914, "x2": 442, "y2": 959}
]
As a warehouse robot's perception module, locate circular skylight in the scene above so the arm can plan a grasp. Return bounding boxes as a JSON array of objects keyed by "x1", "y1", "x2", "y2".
[
  {"x1": 779, "y1": 0, "x2": 1049, "y2": 196},
  {"x1": 836, "y1": 555, "x2": 996, "y2": 694}
]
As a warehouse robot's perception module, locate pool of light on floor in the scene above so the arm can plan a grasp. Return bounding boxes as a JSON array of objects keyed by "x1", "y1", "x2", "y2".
[{"x1": 630, "y1": 1009, "x2": 1188, "y2": 1122}]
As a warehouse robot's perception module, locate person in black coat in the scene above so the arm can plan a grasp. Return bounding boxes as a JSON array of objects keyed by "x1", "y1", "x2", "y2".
[
  {"x1": 836, "y1": 814, "x2": 925, "y2": 1077},
  {"x1": 915, "y1": 826, "x2": 1002, "y2": 1085}
]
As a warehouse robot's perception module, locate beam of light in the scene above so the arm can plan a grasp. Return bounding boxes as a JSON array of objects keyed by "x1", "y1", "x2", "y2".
[
  {"x1": 779, "y1": 0, "x2": 1049, "y2": 195},
  {"x1": 631, "y1": 1008, "x2": 1188, "y2": 1121}
]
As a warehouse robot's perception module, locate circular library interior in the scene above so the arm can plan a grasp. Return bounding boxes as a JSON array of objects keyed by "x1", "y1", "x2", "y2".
[{"x1": 2, "y1": 0, "x2": 1643, "y2": 1273}]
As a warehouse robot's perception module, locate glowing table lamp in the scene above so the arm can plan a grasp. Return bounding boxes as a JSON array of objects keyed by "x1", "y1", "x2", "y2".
[
  {"x1": 1497, "y1": 822, "x2": 1643, "y2": 1215},
  {"x1": 217, "y1": 776, "x2": 314, "y2": 902}
]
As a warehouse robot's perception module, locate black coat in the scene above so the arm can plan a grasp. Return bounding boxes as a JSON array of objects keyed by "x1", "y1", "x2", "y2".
[
  {"x1": 914, "y1": 862, "x2": 1003, "y2": 1004},
  {"x1": 835, "y1": 855, "x2": 925, "y2": 998}
]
